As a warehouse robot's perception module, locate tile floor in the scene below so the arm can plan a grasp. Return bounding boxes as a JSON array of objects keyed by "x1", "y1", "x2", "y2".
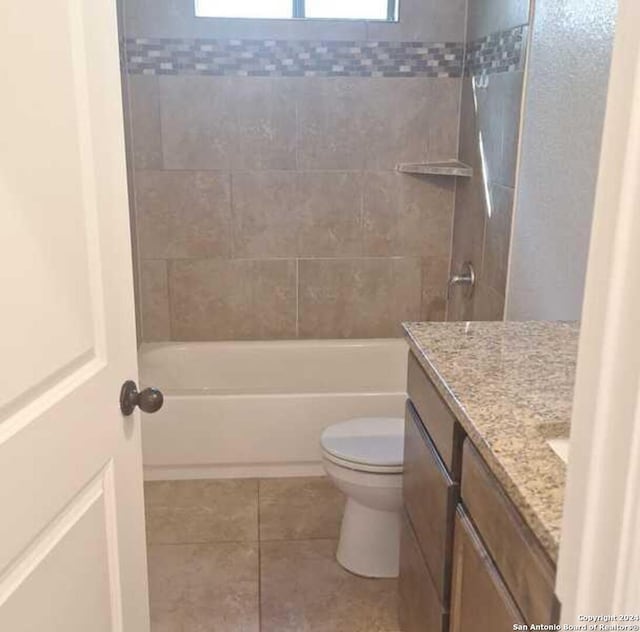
[{"x1": 145, "y1": 476, "x2": 400, "y2": 632}]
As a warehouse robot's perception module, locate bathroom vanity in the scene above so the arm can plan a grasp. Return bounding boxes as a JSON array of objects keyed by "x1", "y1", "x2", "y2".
[{"x1": 399, "y1": 321, "x2": 578, "y2": 631}]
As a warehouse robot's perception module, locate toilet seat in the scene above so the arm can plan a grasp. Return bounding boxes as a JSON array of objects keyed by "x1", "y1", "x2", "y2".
[{"x1": 320, "y1": 417, "x2": 404, "y2": 474}]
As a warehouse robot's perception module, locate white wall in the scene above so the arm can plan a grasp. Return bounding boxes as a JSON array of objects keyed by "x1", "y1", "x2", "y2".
[{"x1": 505, "y1": 0, "x2": 618, "y2": 321}]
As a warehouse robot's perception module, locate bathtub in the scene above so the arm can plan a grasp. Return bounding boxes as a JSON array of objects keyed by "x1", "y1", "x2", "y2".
[{"x1": 139, "y1": 339, "x2": 408, "y2": 480}]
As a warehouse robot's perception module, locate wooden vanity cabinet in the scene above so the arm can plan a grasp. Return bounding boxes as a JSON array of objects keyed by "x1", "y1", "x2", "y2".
[
  {"x1": 461, "y1": 440, "x2": 559, "y2": 625},
  {"x1": 399, "y1": 351, "x2": 560, "y2": 631},
  {"x1": 399, "y1": 353, "x2": 464, "y2": 631},
  {"x1": 450, "y1": 507, "x2": 526, "y2": 632}
]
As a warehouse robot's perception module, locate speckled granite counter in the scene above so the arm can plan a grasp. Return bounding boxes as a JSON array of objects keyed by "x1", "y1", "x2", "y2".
[{"x1": 403, "y1": 321, "x2": 579, "y2": 563}]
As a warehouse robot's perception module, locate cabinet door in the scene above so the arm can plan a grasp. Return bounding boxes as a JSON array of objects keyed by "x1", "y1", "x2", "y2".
[
  {"x1": 450, "y1": 508, "x2": 525, "y2": 632},
  {"x1": 403, "y1": 402, "x2": 458, "y2": 603},
  {"x1": 398, "y1": 513, "x2": 448, "y2": 632},
  {"x1": 461, "y1": 440, "x2": 558, "y2": 624},
  {"x1": 407, "y1": 352, "x2": 463, "y2": 477}
]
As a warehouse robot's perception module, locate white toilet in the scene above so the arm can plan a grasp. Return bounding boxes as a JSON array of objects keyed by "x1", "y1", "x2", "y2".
[{"x1": 321, "y1": 417, "x2": 404, "y2": 578}]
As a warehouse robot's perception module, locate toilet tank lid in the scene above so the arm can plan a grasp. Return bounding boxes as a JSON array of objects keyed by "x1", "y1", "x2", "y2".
[{"x1": 320, "y1": 417, "x2": 404, "y2": 467}]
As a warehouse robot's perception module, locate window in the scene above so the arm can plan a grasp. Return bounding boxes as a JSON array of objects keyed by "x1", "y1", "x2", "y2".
[{"x1": 195, "y1": 0, "x2": 398, "y2": 21}]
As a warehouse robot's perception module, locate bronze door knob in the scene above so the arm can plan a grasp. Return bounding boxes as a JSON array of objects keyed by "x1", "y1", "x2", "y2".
[{"x1": 120, "y1": 380, "x2": 164, "y2": 416}]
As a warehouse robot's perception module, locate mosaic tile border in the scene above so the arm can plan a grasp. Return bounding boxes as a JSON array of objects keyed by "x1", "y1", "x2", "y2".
[
  {"x1": 125, "y1": 38, "x2": 464, "y2": 78},
  {"x1": 465, "y1": 25, "x2": 528, "y2": 76}
]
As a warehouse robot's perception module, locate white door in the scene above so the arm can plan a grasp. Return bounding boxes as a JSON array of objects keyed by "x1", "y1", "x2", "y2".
[{"x1": 0, "y1": 0, "x2": 150, "y2": 629}]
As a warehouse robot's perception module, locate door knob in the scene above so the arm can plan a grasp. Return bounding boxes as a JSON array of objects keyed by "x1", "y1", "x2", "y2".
[{"x1": 120, "y1": 380, "x2": 164, "y2": 416}]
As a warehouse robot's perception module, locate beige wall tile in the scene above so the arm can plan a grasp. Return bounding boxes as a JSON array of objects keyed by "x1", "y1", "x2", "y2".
[
  {"x1": 449, "y1": 72, "x2": 525, "y2": 321},
  {"x1": 296, "y1": 78, "x2": 367, "y2": 170},
  {"x1": 363, "y1": 78, "x2": 461, "y2": 170},
  {"x1": 474, "y1": 77, "x2": 503, "y2": 184},
  {"x1": 231, "y1": 171, "x2": 299, "y2": 257},
  {"x1": 449, "y1": 174, "x2": 487, "y2": 276},
  {"x1": 447, "y1": 287, "x2": 474, "y2": 322},
  {"x1": 148, "y1": 542, "x2": 259, "y2": 631},
  {"x1": 124, "y1": 0, "x2": 192, "y2": 38},
  {"x1": 140, "y1": 260, "x2": 170, "y2": 341},
  {"x1": 297, "y1": 78, "x2": 461, "y2": 172},
  {"x1": 231, "y1": 171, "x2": 362, "y2": 258},
  {"x1": 160, "y1": 76, "x2": 297, "y2": 170},
  {"x1": 363, "y1": 171, "x2": 454, "y2": 257},
  {"x1": 448, "y1": 78, "x2": 487, "y2": 322},
  {"x1": 483, "y1": 184, "x2": 515, "y2": 295},
  {"x1": 120, "y1": 71, "x2": 142, "y2": 343},
  {"x1": 135, "y1": 170, "x2": 231, "y2": 259},
  {"x1": 230, "y1": 78, "x2": 297, "y2": 170},
  {"x1": 169, "y1": 259, "x2": 297, "y2": 340},
  {"x1": 298, "y1": 257, "x2": 422, "y2": 338},
  {"x1": 422, "y1": 256, "x2": 450, "y2": 321},
  {"x1": 448, "y1": 182, "x2": 483, "y2": 323},
  {"x1": 259, "y1": 477, "x2": 345, "y2": 541},
  {"x1": 424, "y1": 79, "x2": 463, "y2": 161},
  {"x1": 367, "y1": 0, "x2": 467, "y2": 42},
  {"x1": 295, "y1": 171, "x2": 363, "y2": 257},
  {"x1": 473, "y1": 282, "x2": 505, "y2": 320},
  {"x1": 496, "y1": 71, "x2": 525, "y2": 188},
  {"x1": 260, "y1": 539, "x2": 399, "y2": 632},
  {"x1": 159, "y1": 76, "x2": 236, "y2": 170},
  {"x1": 124, "y1": 0, "x2": 469, "y2": 342},
  {"x1": 458, "y1": 78, "x2": 480, "y2": 167},
  {"x1": 128, "y1": 75, "x2": 162, "y2": 169},
  {"x1": 467, "y1": 0, "x2": 530, "y2": 41},
  {"x1": 473, "y1": 72, "x2": 525, "y2": 189},
  {"x1": 144, "y1": 479, "x2": 258, "y2": 543}
]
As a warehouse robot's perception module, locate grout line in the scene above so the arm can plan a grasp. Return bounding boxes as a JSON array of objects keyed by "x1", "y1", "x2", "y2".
[
  {"x1": 165, "y1": 258, "x2": 174, "y2": 339},
  {"x1": 149, "y1": 255, "x2": 418, "y2": 263},
  {"x1": 358, "y1": 169, "x2": 365, "y2": 258},
  {"x1": 131, "y1": 167, "x2": 407, "y2": 175},
  {"x1": 446, "y1": 179, "x2": 457, "y2": 323},
  {"x1": 228, "y1": 171, "x2": 237, "y2": 258},
  {"x1": 147, "y1": 538, "x2": 260, "y2": 546},
  {"x1": 295, "y1": 259, "x2": 300, "y2": 339},
  {"x1": 259, "y1": 535, "x2": 341, "y2": 543},
  {"x1": 257, "y1": 480, "x2": 262, "y2": 631}
]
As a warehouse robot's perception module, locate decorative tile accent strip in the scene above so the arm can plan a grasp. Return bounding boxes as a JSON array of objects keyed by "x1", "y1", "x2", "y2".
[
  {"x1": 465, "y1": 25, "x2": 528, "y2": 76},
  {"x1": 125, "y1": 38, "x2": 464, "y2": 78}
]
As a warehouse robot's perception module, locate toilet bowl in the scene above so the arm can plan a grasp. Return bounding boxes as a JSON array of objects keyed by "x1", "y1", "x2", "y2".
[{"x1": 321, "y1": 417, "x2": 404, "y2": 578}]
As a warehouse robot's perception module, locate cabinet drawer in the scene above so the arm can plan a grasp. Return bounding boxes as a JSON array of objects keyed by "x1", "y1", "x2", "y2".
[
  {"x1": 403, "y1": 402, "x2": 458, "y2": 604},
  {"x1": 407, "y1": 351, "x2": 462, "y2": 477},
  {"x1": 450, "y1": 507, "x2": 525, "y2": 632},
  {"x1": 399, "y1": 512, "x2": 448, "y2": 632},
  {"x1": 461, "y1": 440, "x2": 558, "y2": 625}
]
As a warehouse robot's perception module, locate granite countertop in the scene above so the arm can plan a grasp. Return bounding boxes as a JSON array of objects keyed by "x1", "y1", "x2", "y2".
[{"x1": 403, "y1": 320, "x2": 580, "y2": 563}]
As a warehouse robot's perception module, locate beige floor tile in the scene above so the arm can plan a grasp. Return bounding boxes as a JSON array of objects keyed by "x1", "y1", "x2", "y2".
[
  {"x1": 144, "y1": 479, "x2": 258, "y2": 544},
  {"x1": 148, "y1": 542, "x2": 259, "y2": 632},
  {"x1": 259, "y1": 477, "x2": 345, "y2": 541},
  {"x1": 260, "y1": 539, "x2": 400, "y2": 632}
]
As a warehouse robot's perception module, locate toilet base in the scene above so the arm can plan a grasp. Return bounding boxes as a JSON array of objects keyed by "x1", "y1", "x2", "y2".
[{"x1": 336, "y1": 498, "x2": 402, "y2": 578}]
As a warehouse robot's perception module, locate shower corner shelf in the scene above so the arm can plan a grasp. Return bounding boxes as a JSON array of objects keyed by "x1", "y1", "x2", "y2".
[{"x1": 396, "y1": 160, "x2": 473, "y2": 178}]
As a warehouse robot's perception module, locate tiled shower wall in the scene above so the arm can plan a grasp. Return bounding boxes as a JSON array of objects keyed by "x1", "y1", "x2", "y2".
[
  {"x1": 121, "y1": 0, "x2": 466, "y2": 341},
  {"x1": 448, "y1": 0, "x2": 530, "y2": 321}
]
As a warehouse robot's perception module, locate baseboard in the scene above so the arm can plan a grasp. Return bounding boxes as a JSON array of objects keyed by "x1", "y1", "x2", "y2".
[{"x1": 143, "y1": 462, "x2": 326, "y2": 481}]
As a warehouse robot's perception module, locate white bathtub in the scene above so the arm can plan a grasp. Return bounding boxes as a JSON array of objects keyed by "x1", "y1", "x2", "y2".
[{"x1": 139, "y1": 339, "x2": 408, "y2": 480}]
